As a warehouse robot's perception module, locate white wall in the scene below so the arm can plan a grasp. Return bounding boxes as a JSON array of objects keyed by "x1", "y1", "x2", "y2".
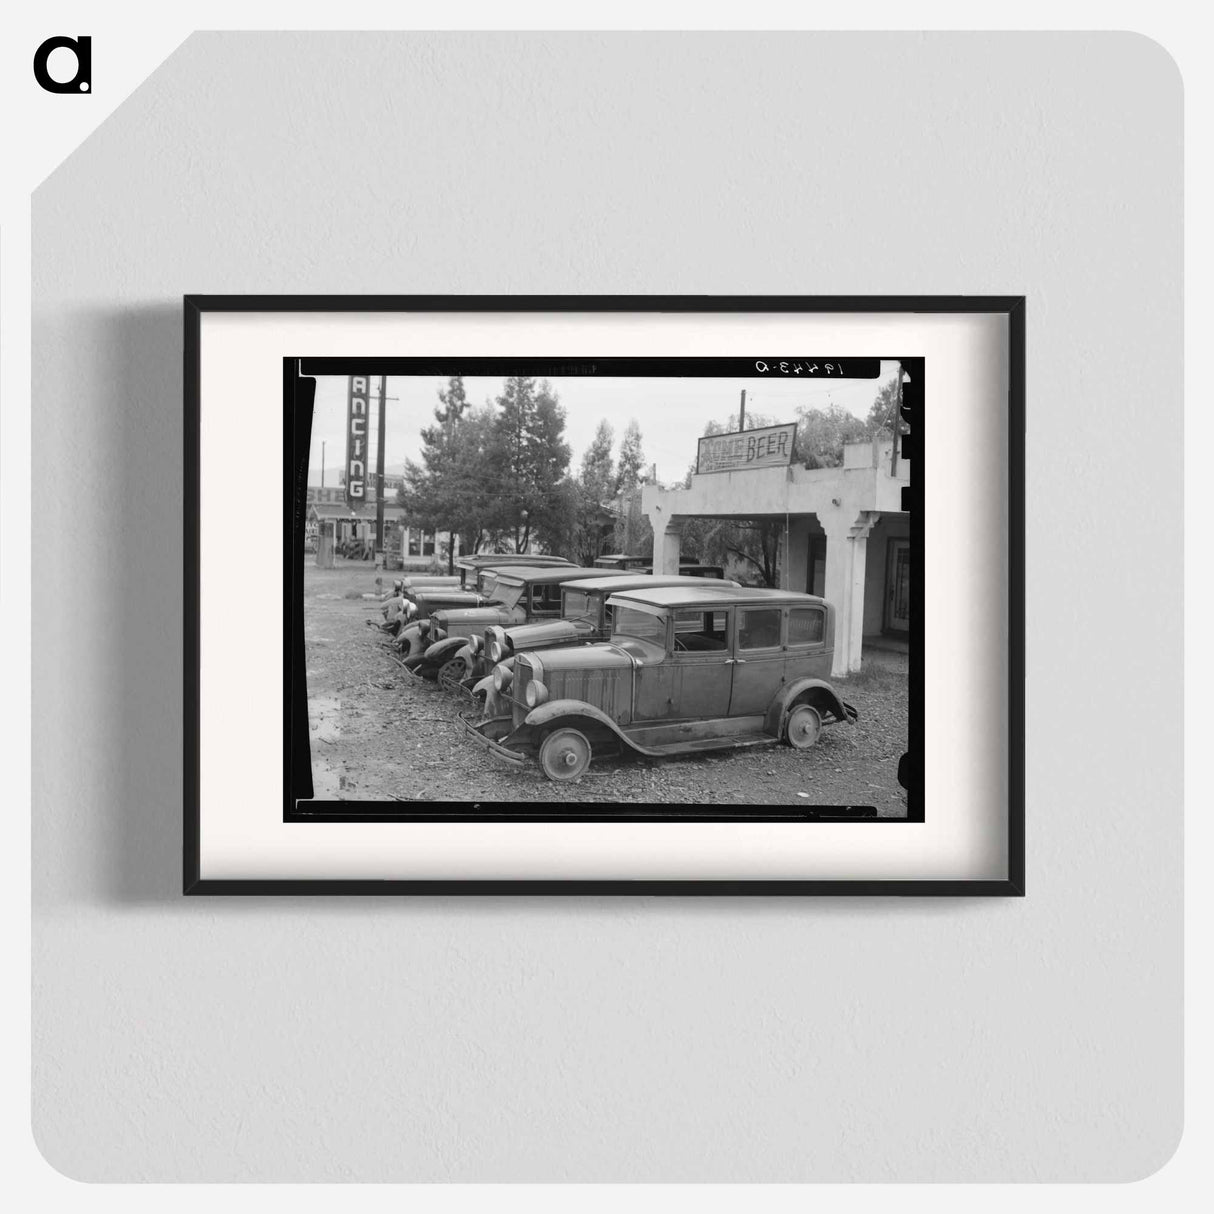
[{"x1": 31, "y1": 32, "x2": 1182, "y2": 1181}]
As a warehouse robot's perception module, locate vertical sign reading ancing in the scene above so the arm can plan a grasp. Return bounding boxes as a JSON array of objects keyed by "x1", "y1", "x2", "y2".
[{"x1": 345, "y1": 376, "x2": 368, "y2": 506}]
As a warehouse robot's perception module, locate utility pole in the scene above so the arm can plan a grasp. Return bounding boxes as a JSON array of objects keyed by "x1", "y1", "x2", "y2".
[
  {"x1": 890, "y1": 372, "x2": 903, "y2": 479},
  {"x1": 739, "y1": 388, "x2": 747, "y2": 430},
  {"x1": 321, "y1": 440, "x2": 326, "y2": 487},
  {"x1": 375, "y1": 374, "x2": 387, "y2": 557}
]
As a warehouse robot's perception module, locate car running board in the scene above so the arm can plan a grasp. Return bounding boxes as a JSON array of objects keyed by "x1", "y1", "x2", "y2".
[{"x1": 652, "y1": 733, "x2": 781, "y2": 756}]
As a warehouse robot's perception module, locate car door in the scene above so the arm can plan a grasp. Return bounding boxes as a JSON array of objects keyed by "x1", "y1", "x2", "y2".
[
  {"x1": 727, "y1": 604, "x2": 787, "y2": 717},
  {"x1": 633, "y1": 606, "x2": 734, "y2": 722}
]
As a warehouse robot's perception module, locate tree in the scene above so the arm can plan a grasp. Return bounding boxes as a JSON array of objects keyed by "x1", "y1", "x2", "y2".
[
  {"x1": 793, "y1": 403, "x2": 872, "y2": 469},
  {"x1": 435, "y1": 374, "x2": 469, "y2": 426},
  {"x1": 396, "y1": 377, "x2": 495, "y2": 568},
  {"x1": 442, "y1": 404, "x2": 502, "y2": 557},
  {"x1": 865, "y1": 374, "x2": 906, "y2": 437},
  {"x1": 613, "y1": 488, "x2": 653, "y2": 560},
  {"x1": 566, "y1": 420, "x2": 617, "y2": 564},
  {"x1": 581, "y1": 419, "x2": 616, "y2": 497},
  {"x1": 488, "y1": 377, "x2": 572, "y2": 552},
  {"x1": 615, "y1": 419, "x2": 646, "y2": 492},
  {"x1": 678, "y1": 515, "x2": 783, "y2": 586}
]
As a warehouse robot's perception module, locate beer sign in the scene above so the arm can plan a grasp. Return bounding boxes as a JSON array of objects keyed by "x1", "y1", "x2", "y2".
[
  {"x1": 345, "y1": 376, "x2": 368, "y2": 505},
  {"x1": 696, "y1": 422, "x2": 798, "y2": 475}
]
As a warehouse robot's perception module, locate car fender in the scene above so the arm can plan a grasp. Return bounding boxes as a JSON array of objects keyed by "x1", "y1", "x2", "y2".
[
  {"x1": 521, "y1": 699, "x2": 660, "y2": 755},
  {"x1": 396, "y1": 625, "x2": 426, "y2": 660},
  {"x1": 420, "y1": 636, "x2": 468, "y2": 669},
  {"x1": 768, "y1": 678, "x2": 858, "y2": 734}
]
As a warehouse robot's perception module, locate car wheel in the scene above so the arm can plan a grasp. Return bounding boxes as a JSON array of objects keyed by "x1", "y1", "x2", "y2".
[
  {"x1": 785, "y1": 703, "x2": 823, "y2": 749},
  {"x1": 437, "y1": 656, "x2": 468, "y2": 691},
  {"x1": 538, "y1": 728, "x2": 592, "y2": 781}
]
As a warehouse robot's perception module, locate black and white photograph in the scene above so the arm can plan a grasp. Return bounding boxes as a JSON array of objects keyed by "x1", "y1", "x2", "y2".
[
  {"x1": 185, "y1": 295, "x2": 1019, "y2": 891},
  {"x1": 288, "y1": 355, "x2": 919, "y2": 821}
]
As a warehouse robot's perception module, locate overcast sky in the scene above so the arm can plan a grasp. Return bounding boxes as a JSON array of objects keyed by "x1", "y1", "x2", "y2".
[{"x1": 306, "y1": 362, "x2": 900, "y2": 488}]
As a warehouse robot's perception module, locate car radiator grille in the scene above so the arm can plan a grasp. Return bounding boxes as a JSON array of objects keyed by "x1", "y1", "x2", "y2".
[{"x1": 511, "y1": 660, "x2": 533, "y2": 727}]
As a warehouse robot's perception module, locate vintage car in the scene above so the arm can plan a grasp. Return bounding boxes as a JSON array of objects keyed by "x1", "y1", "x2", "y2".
[
  {"x1": 399, "y1": 574, "x2": 461, "y2": 590},
  {"x1": 405, "y1": 565, "x2": 631, "y2": 684},
  {"x1": 455, "y1": 553, "x2": 574, "y2": 588},
  {"x1": 593, "y1": 553, "x2": 726, "y2": 578},
  {"x1": 668, "y1": 564, "x2": 726, "y2": 578},
  {"x1": 467, "y1": 573, "x2": 741, "y2": 712},
  {"x1": 463, "y1": 585, "x2": 857, "y2": 781},
  {"x1": 393, "y1": 562, "x2": 569, "y2": 658},
  {"x1": 392, "y1": 584, "x2": 496, "y2": 655},
  {"x1": 592, "y1": 553, "x2": 653, "y2": 571}
]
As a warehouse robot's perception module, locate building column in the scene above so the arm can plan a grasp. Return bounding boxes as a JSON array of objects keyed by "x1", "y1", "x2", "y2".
[
  {"x1": 783, "y1": 516, "x2": 814, "y2": 592},
  {"x1": 822, "y1": 511, "x2": 880, "y2": 676},
  {"x1": 648, "y1": 512, "x2": 684, "y2": 574}
]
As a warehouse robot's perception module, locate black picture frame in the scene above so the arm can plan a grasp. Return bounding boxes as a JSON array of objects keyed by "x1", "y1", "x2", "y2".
[{"x1": 184, "y1": 295, "x2": 1025, "y2": 896}]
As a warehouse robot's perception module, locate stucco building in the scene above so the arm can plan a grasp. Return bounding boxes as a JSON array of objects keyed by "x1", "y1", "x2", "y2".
[{"x1": 642, "y1": 437, "x2": 910, "y2": 677}]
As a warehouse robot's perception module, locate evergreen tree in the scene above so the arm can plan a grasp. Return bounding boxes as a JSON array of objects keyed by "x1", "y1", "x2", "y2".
[
  {"x1": 567, "y1": 420, "x2": 617, "y2": 564},
  {"x1": 616, "y1": 419, "x2": 646, "y2": 491},
  {"x1": 489, "y1": 377, "x2": 572, "y2": 552},
  {"x1": 397, "y1": 377, "x2": 492, "y2": 568}
]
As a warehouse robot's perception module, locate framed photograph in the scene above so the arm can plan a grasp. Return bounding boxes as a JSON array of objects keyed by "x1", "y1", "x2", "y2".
[{"x1": 185, "y1": 296, "x2": 1023, "y2": 894}]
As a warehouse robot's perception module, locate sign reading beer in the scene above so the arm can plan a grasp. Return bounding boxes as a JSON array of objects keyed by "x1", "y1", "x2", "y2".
[
  {"x1": 345, "y1": 375, "x2": 369, "y2": 505},
  {"x1": 696, "y1": 422, "x2": 798, "y2": 475}
]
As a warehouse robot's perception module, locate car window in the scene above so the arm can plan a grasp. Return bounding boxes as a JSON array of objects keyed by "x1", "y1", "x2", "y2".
[
  {"x1": 530, "y1": 583, "x2": 563, "y2": 615},
  {"x1": 611, "y1": 606, "x2": 666, "y2": 644},
  {"x1": 672, "y1": 608, "x2": 730, "y2": 652},
  {"x1": 788, "y1": 607, "x2": 825, "y2": 645},
  {"x1": 562, "y1": 589, "x2": 597, "y2": 623},
  {"x1": 738, "y1": 607, "x2": 782, "y2": 650}
]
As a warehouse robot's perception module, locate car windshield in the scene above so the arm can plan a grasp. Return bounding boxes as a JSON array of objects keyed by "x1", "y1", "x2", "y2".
[
  {"x1": 562, "y1": 590, "x2": 600, "y2": 624},
  {"x1": 492, "y1": 582, "x2": 525, "y2": 611},
  {"x1": 610, "y1": 606, "x2": 666, "y2": 645}
]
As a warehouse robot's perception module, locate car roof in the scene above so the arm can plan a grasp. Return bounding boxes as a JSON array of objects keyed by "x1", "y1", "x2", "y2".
[
  {"x1": 493, "y1": 565, "x2": 630, "y2": 587},
  {"x1": 605, "y1": 586, "x2": 830, "y2": 609},
  {"x1": 456, "y1": 554, "x2": 573, "y2": 568},
  {"x1": 561, "y1": 574, "x2": 740, "y2": 593}
]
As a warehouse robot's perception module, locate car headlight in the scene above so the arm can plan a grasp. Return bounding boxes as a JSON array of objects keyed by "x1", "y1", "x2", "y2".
[
  {"x1": 493, "y1": 665, "x2": 513, "y2": 692},
  {"x1": 418, "y1": 620, "x2": 430, "y2": 636},
  {"x1": 469, "y1": 634, "x2": 483, "y2": 653},
  {"x1": 489, "y1": 639, "x2": 504, "y2": 663},
  {"x1": 524, "y1": 679, "x2": 548, "y2": 708}
]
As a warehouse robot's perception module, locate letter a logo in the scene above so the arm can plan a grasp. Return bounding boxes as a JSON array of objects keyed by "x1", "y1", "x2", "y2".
[{"x1": 34, "y1": 35, "x2": 92, "y2": 93}]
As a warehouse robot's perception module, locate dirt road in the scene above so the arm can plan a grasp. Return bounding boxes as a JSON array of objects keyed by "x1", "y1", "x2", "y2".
[{"x1": 303, "y1": 563, "x2": 910, "y2": 814}]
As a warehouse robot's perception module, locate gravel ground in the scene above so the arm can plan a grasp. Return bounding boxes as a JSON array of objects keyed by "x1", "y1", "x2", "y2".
[{"x1": 303, "y1": 563, "x2": 909, "y2": 815}]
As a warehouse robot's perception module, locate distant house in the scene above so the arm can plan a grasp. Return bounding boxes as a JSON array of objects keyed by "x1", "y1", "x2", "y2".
[{"x1": 305, "y1": 484, "x2": 448, "y2": 565}]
